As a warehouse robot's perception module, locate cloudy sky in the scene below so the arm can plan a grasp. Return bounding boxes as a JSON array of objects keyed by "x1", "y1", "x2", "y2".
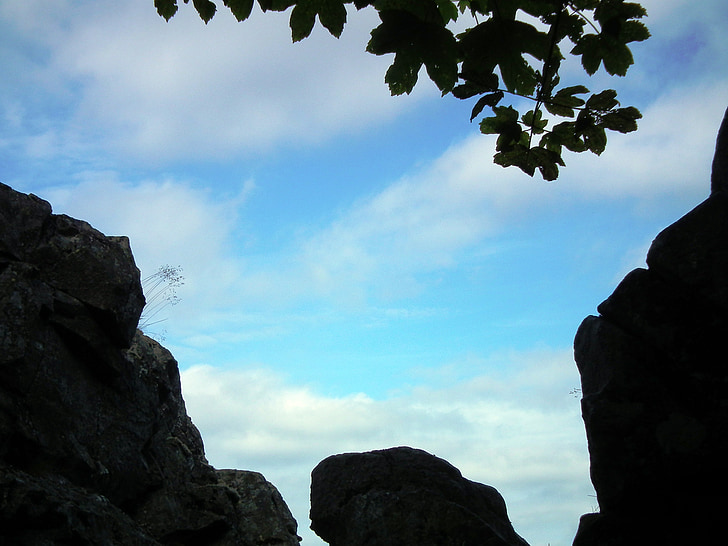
[{"x1": 2, "y1": 1, "x2": 726, "y2": 544}]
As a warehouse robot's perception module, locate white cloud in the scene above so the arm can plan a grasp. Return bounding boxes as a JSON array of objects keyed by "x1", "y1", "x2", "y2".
[
  {"x1": 3, "y1": 0, "x2": 427, "y2": 164},
  {"x1": 180, "y1": 347, "x2": 592, "y2": 546},
  {"x1": 290, "y1": 135, "x2": 560, "y2": 304}
]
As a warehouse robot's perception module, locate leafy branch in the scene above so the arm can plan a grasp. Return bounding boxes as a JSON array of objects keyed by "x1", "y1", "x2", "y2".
[{"x1": 154, "y1": 0, "x2": 650, "y2": 181}]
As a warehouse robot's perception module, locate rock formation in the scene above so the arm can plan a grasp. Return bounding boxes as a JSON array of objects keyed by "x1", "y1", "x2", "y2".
[
  {"x1": 0, "y1": 182, "x2": 300, "y2": 545},
  {"x1": 309, "y1": 446, "x2": 529, "y2": 546},
  {"x1": 573, "y1": 107, "x2": 728, "y2": 545}
]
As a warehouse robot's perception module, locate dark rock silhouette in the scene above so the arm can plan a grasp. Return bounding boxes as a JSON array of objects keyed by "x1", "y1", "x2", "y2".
[
  {"x1": 573, "y1": 108, "x2": 728, "y2": 545},
  {"x1": 0, "y1": 182, "x2": 299, "y2": 545},
  {"x1": 711, "y1": 106, "x2": 728, "y2": 193},
  {"x1": 310, "y1": 446, "x2": 529, "y2": 546}
]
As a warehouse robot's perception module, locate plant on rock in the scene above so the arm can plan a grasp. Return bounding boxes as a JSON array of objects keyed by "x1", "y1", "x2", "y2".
[{"x1": 139, "y1": 265, "x2": 184, "y2": 336}]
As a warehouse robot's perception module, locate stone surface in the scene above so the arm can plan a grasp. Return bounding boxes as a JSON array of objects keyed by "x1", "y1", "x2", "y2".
[
  {"x1": 573, "y1": 115, "x2": 728, "y2": 544},
  {"x1": 0, "y1": 182, "x2": 300, "y2": 545},
  {"x1": 0, "y1": 183, "x2": 145, "y2": 347},
  {"x1": 711, "y1": 106, "x2": 728, "y2": 193},
  {"x1": 310, "y1": 446, "x2": 529, "y2": 546}
]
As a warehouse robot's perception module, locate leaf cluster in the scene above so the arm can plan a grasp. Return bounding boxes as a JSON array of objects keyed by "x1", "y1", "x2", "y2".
[{"x1": 155, "y1": 0, "x2": 649, "y2": 180}]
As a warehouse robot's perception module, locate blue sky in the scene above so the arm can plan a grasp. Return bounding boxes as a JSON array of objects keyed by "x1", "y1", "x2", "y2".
[{"x1": 2, "y1": 1, "x2": 727, "y2": 544}]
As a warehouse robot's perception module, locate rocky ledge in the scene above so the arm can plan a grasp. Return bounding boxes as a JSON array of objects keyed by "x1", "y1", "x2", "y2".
[{"x1": 0, "y1": 182, "x2": 299, "y2": 545}]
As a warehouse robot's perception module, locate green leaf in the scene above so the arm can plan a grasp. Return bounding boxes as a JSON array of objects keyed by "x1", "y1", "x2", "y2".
[
  {"x1": 257, "y1": 0, "x2": 296, "y2": 12},
  {"x1": 459, "y1": 18, "x2": 550, "y2": 95},
  {"x1": 290, "y1": 3, "x2": 317, "y2": 41},
  {"x1": 192, "y1": 0, "x2": 217, "y2": 22},
  {"x1": 318, "y1": 0, "x2": 347, "y2": 37},
  {"x1": 452, "y1": 70, "x2": 499, "y2": 99},
  {"x1": 290, "y1": 0, "x2": 347, "y2": 41},
  {"x1": 422, "y1": 35, "x2": 459, "y2": 92},
  {"x1": 601, "y1": 106, "x2": 641, "y2": 133},
  {"x1": 384, "y1": 49, "x2": 422, "y2": 95},
  {"x1": 545, "y1": 85, "x2": 588, "y2": 117},
  {"x1": 602, "y1": 40, "x2": 633, "y2": 76},
  {"x1": 620, "y1": 20, "x2": 650, "y2": 43},
  {"x1": 576, "y1": 112, "x2": 607, "y2": 155},
  {"x1": 595, "y1": 0, "x2": 647, "y2": 33},
  {"x1": 479, "y1": 105, "x2": 519, "y2": 134},
  {"x1": 494, "y1": 148, "x2": 536, "y2": 177},
  {"x1": 155, "y1": 0, "x2": 179, "y2": 20},
  {"x1": 493, "y1": 141, "x2": 564, "y2": 180},
  {"x1": 452, "y1": 82, "x2": 483, "y2": 100},
  {"x1": 470, "y1": 91, "x2": 503, "y2": 121},
  {"x1": 544, "y1": 121, "x2": 588, "y2": 153},
  {"x1": 539, "y1": 131, "x2": 562, "y2": 155},
  {"x1": 556, "y1": 84, "x2": 590, "y2": 97},
  {"x1": 571, "y1": 0, "x2": 649, "y2": 78},
  {"x1": 518, "y1": 0, "x2": 561, "y2": 18},
  {"x1": 617, "y1": 2, "x2": 648, "y2": 19},
  {"x1": 223, "y1": 0, "x2": 254, "y2": 21},
  {"x1": 552, "y1": 12, "x2": 586, "y2": 43},
  {"x1": 374, "y1": 0, "x2": 449, "y2": 24},
  {"x1": 480, "y1": 106, "x2": 525, "y2": 152},
  {"x1": 435, "y1": 0, "x2": 459, "y2": 23},
  {"x1": 522, "y1": 108, "x2": 548, "y2": 134},
  {"x1": 368, "y1": 9, "x2": 458, "y2": 94},
  {"x1": 571, "y1": 34, "x2": 602, "y2": 75},
  {"x1": 586, "y1": 89, "x2": 618, "y2": 111},
  {"x1": 529, "y1": 146, "x2": 566, "y2": 181}
]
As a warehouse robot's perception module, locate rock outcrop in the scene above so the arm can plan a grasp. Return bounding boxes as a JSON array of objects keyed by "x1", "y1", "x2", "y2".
[
  {"x1": 310, "y1": 446, "x2": 529, "y2": 546},
  {"x1": 573, "y1": 108, "x2": 728, "y2": 545},
  {"x1": 0, "y1": 182, "x2": 300, "y2": 545}
]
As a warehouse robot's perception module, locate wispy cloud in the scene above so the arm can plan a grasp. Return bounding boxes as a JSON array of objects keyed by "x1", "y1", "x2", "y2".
[{"x1": 2, "y1": 0, "x2": 427, "y2": 164}]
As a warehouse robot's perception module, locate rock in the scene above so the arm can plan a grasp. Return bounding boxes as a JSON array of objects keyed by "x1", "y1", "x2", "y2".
[
  {"x1": 0, "y1": 465, "x2": 159, "y2": 546},
  {"x1": 0, "y1": 182, "x2": 300, "y2": 545},
  {"x1": 711, "y1": 106, "x2": 728, "y2": 194},
  {"x1": 216, "y1": 469, "x2": 300, "y2": 545},
  {"x1": 0, "y1": 183, "x2": 145, "y2": 347},
  {"x1": 310, "y1": 446, "x2": 529, "y2": 546},
  {"x1": 573, "y1": 115, "x2": 728, "y2": 544}
]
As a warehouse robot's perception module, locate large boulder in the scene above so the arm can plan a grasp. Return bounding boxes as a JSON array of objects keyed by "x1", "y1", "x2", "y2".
[
  {"x1": 310, "y1": 446, "x2": 529, "y2": 546},
  {"x1": 573, "y1": 108, "x2": 728, "y2": 545},
  {"x1": 0, "y1": 182, "x2": 299, "y2": 545}
]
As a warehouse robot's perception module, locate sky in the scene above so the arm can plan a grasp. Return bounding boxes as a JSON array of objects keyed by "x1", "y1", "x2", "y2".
[{"x1": 1, "y1": 1, "x2": 726, "y2": 544}]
